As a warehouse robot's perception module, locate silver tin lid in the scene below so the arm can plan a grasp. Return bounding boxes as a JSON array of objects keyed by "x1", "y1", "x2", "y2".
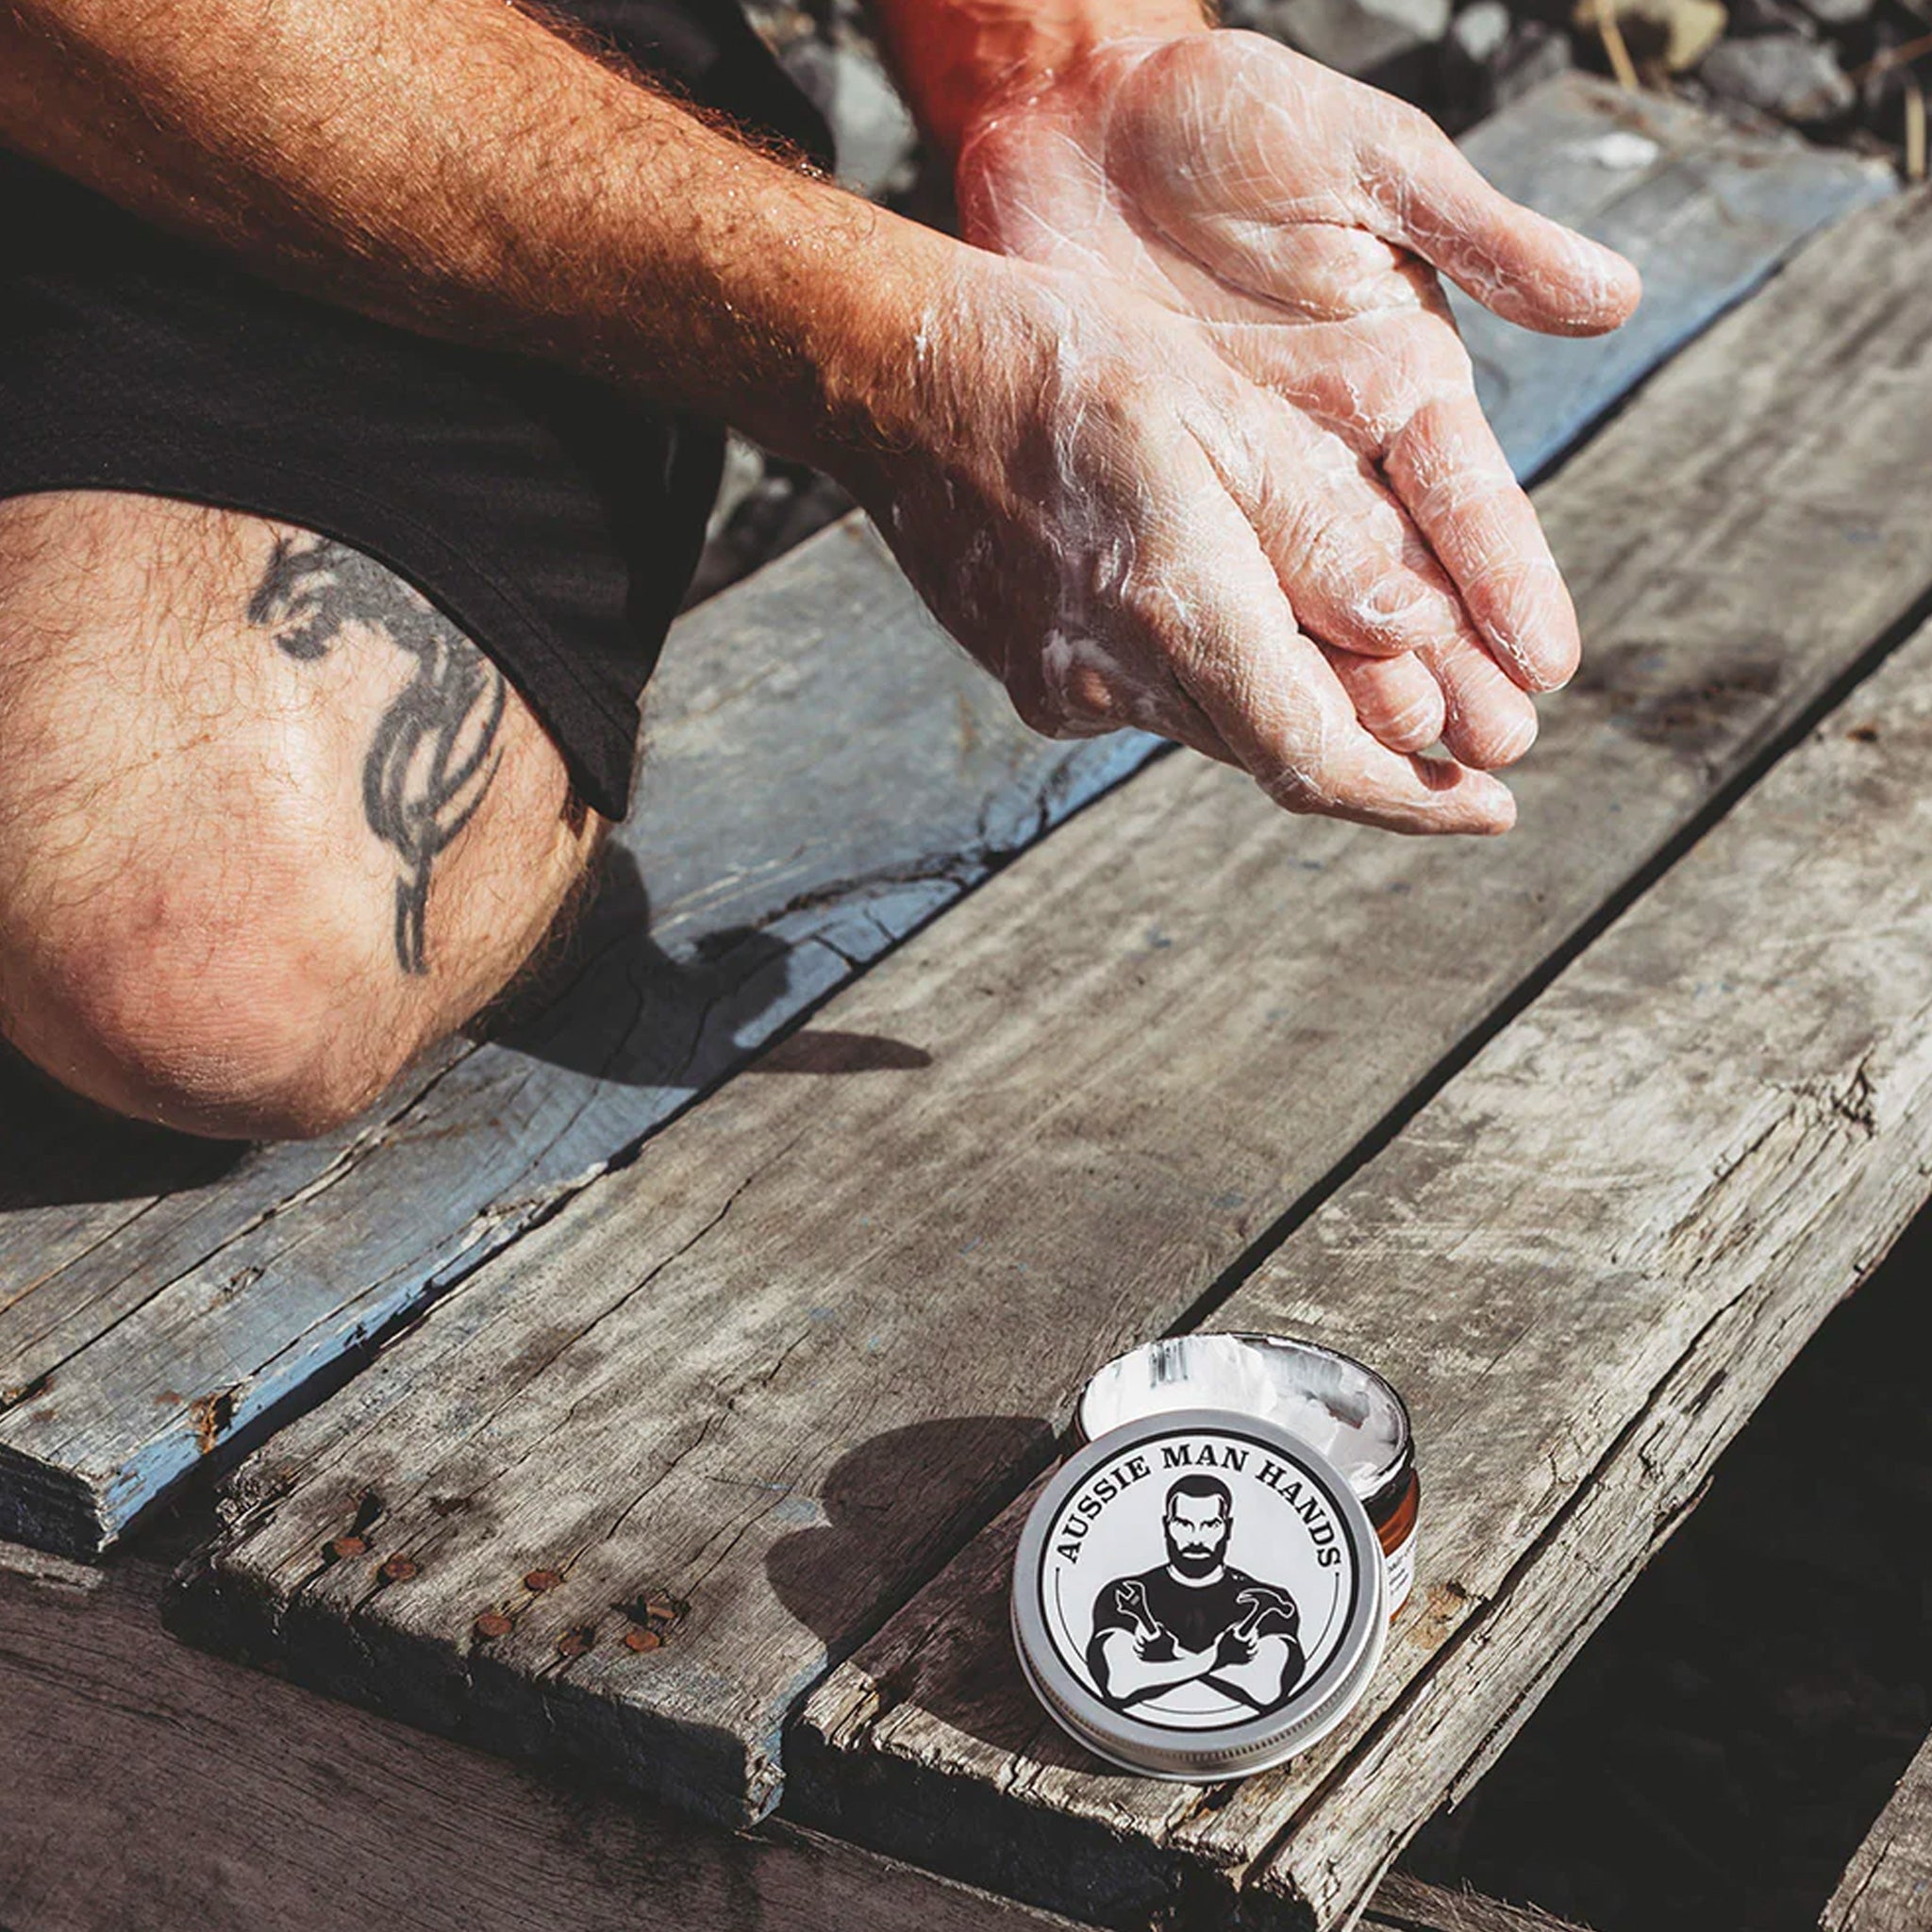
[
  {"x1": 1011, "y1": 1407, "x2": 1386, "y2": 1780},
  {"x1": 1075, "y1": 1334, "x2": 1412, "y2": 1513}
]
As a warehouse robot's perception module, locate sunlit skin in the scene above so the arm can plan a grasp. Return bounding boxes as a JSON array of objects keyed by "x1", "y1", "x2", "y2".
[
  {"x1": 0, "y1": 0, "x2": 1638, "y2": 845},
  {"x1": 0, "y1": 0, "x2": 1638, "y2": 1138}
]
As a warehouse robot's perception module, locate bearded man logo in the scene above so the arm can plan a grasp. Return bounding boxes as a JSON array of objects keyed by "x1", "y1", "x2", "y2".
[{"x1": 1085, "y1": 1474, "x2": 1306, "y2": 1716}]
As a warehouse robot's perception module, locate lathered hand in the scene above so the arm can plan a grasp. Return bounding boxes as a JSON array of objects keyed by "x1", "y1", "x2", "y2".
[
  {"x1": 843, "y1": 248, "x2": 1523, "y2": 835},
  {"x1": 956, "y1": 32, "x2": 1641, "y2": 772}
]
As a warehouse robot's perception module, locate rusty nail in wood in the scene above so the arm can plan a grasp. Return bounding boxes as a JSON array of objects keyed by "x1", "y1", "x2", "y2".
[
  {"x1": 473, "y1": 1611, "x2": 514, "y2": 1640},
  {"x1": 524, "y1": 1568, "x2": 563, "y2": 1592},
  {"x1": 327, "y1": 1535, "x2": 369, "y2": 1560},
  {"x1": 557, "y1": 1625, "x2": 595, "y2": 1658},
  {"x1": 624, "y1": 1627, "x2": 663, "y2": 1653},
  {"x1": 642, "y1": 1595, "x2": 680, "y2": 1624},
  {"x1": 380, "y1": 1556, "x2": 418, "y2": 1582}
]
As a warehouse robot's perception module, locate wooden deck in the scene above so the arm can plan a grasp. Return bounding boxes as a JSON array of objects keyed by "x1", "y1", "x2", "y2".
[
  {"x1": 1, "y1": 1528, "x2": 1592, "y2": 1932},
  {"x1": 2, "y1": 73, "x2": 1925, "y2": 1932},
  {"x1": 0, "y1": 74, "x2": 1888, "y2": 1563}
]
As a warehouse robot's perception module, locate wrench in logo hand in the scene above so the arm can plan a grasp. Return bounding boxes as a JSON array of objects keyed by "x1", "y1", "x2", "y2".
[{"x1": 1113, "y1": 1578, "x2": 1167, "y2": 1652}]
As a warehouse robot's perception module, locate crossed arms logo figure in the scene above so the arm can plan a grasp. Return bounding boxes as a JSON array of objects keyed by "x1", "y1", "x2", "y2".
[{"x1": 1086, "y1": 1474, "x2": 1306, "y2": 1715}]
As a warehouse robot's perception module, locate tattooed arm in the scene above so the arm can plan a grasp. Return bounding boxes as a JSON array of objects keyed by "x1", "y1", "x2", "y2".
[{"x1": 0, "y1": 0, "x2": 1624, "y2": 834}]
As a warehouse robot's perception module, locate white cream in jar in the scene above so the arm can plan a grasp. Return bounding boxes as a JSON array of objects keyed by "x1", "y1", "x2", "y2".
[{"x1": 1076, "y1": 1334, "x2": 1420, "y2": 1618}]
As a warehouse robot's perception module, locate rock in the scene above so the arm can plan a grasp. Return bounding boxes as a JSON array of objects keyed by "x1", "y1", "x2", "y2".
[
  {"x1": 1573, "y1": 0, "x2": 1729, "y2": 73},
  {"x1": 704, "y1": 434, "x2": 766, "y2": 546},
  {"x1": 1492, "y1": 21, "x2": 1575, "y2": 110},
  {"x1": 1440, "y1": 2, "x2": 1564, "y2": 127},
  {"x1": 1437, "y1": 0, "x2": 1510, "y2": 124},
  {"x1": 778, "y1": 40, "x2": 918, "y2": 198},
  {"x1": 1263, "y1": 0, "x2": 1455, "y2": 77},
  {"x1": 1573, "y1": 127, "x2": 1664, "y2": 167},
  {"x1": 688, "y1": 458, "x2": 854, "y2": 608},
  {"x1": 1722, "y1": 0, "x2": 1818, "y2": 36},
  {"x1": 1791, "y1": 0, "x2": 1873, "y2": 26},
  {"x1": 1699, "y1": 32, "x2": 1856, "y2": 124},
  {"x1": 1450, "y1": 0, "x2": 1512, "y2": 64}
]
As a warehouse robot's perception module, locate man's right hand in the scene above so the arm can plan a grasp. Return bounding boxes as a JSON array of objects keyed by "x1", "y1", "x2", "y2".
[{"x1": 831, "y1": 247, "x2": 1520, "y2": 836}]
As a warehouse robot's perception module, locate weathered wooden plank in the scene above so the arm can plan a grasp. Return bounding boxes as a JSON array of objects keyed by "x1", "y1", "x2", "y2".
[
  {"x1": 0, "y1": 76, "x2": 1887, "y2": 1558},
  {"x1": 0, "y1": 1539, "x2": 1091, "y2": 1932},
  {"x1": 797, "y1": 619, "x2": 1932, "y2": 1931},
  {"x1": 181, "y1": 178, "x2": 1932, "y2": 1845},
  {"x1": 0, "y1": 1536, "x2": 1559, "y2": 1932},
  {"x1": 1823, "y1": 1731, "x2": 1932, "y2": 1932}
]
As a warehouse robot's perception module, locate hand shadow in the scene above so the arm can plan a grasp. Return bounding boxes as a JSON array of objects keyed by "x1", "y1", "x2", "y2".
[
  {"x1": 474, "y1": 841, "x2": 930, "y2": 1090},
  {"x1": 767, "y1": 1413, "x2": 1091, "y2": 1764}
]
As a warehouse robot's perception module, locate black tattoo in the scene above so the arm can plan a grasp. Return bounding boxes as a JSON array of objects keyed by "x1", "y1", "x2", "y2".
[{"x1": 248, "y1": 535, "x2": 507, "y2": 975}]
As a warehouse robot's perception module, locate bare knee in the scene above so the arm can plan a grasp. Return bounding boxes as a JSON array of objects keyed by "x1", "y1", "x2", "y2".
[
  {"x1": 1, "y1": 878, "x2": 425, "y2": 1141},
  {"x1": 0, "y1": 492, "x2": 599, "y2": 1141}
]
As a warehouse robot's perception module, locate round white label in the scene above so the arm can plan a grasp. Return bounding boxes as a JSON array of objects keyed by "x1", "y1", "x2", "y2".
[{"x1": 1030, "y1": 1424, "x2": 1366, "y2": 1733}]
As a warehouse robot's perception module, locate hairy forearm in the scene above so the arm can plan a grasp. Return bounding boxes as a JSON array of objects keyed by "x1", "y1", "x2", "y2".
[
  {"x1": 867, "y1": 0, "x2": 1210, "y2": 159},
  {"x1": 0, "y1": 0, "x2": 946, "y2": 467}
]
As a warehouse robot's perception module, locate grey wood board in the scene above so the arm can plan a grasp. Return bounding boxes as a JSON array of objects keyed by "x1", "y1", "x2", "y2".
[
  {"x1": 797, "y1": 620, "x2": 1932, "y2": 1930},
  {"x1": 182, "y1": 180, "x2": 1932, "y2": 1846},
  {"x1": 1823, "y1": 1730, "x2": 1932, "y2": 1932},
  {"x1": 0, "y1": 1537, "x2": 1561, "y2": 1932},
  {"x1": 0, "y1": 1541, "x2": 1090, "y2": 1932},
  {"x1": 0, "y1": 75, "x2": 1889, "y2": 1559}
]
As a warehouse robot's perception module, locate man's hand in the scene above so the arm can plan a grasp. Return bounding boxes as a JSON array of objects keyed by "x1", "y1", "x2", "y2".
[
  {"x1": 3, "y1": 0, "x2": 1636, "y2": 838},
  {"x1": 955, "y1": 31, "x2": 1641, "y2": 774},
  {"x1": 840, "y1": 245, "x2": 1523, "y2": 832},
  {"x1": 1213, "y1": 1624, "x2": 1258, "y2": 1670}
]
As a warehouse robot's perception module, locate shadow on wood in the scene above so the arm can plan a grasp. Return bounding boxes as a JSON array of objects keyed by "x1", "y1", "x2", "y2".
[
  {"x1": 765, "y1": 1416, "x2": 1057, "y2": 1670},
  {"x1": 474, "y1": 838, "x2": 798, "y2": 1091},
  {"x1": 0, "y1": 1044, "x2": 243, "y2": 1211}
]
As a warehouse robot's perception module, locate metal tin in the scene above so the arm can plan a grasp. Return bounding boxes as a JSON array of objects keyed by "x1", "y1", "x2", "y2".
[
  {"x1": 1074, "y1": 1333, "x2": 1420, "y2": 1617},
  {"x1": 1010, "y1": 1407, "x2": 1387, "y2": 1779}
]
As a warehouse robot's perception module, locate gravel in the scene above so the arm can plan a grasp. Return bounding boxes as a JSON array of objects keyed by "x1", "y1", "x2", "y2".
[
  {"x1": 1231, "y1": 0, "x2": 1455, "y2": 75},
  {"x1": 1700, "y1": 30, "x2": 1860, "y2": 122}
]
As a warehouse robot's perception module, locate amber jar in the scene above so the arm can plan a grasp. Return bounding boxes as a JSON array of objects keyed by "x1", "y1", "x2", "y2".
[{"x1": 1361, "y1": 1436, "x2": 1421, "y2": 1618}]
